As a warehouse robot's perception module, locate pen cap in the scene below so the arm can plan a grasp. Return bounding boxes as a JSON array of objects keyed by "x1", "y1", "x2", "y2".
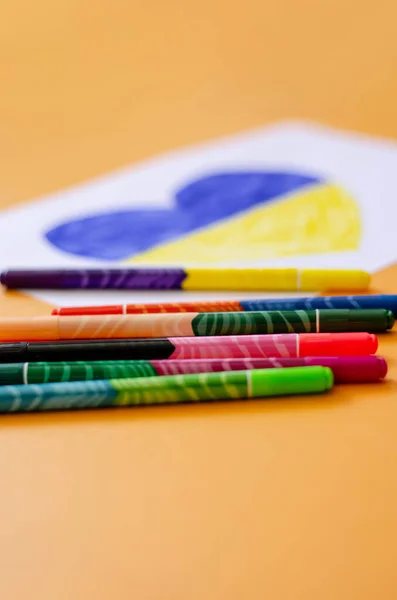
[
  {"x1": 312, "y1": 295, "x2": 397, "y2": 315},
  {"x1": 300, "y1": 269, "x2": 370, "y2": 291},
  {"x1": 304, "y1": 356, "x2": 388, "y2": 381},
  {"x1": 251, "y1": 366, "x2": 334, "y2": 396},
  {"x1": 299, "y1": 333, "x2": 378, "y2": 356},
  {"x1": 319, "y1": 309, "x2": 395, "y2": 332}
]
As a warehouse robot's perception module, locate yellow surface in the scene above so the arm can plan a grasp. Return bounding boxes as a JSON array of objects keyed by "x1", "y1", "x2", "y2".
[
  {"x1": 133, "y1": 184, "x2": 361, "y2": 263},
  {"x1": 1, "y1": 1, "x2": 397, "y2": 599}
]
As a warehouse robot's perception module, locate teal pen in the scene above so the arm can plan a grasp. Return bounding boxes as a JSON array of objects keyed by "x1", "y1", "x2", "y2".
[{"x1": 0, "y1": 366, "x2": 333, "y2": 413}]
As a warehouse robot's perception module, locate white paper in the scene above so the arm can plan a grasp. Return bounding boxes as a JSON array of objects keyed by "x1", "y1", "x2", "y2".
[{"x1": 0, "y1": 120, "x2": 395, "y2": 307}]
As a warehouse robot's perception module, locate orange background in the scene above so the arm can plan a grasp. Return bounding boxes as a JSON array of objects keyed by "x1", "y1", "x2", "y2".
[{"x1": 1, "y1": 1, "x2": 397, "y2": 598}]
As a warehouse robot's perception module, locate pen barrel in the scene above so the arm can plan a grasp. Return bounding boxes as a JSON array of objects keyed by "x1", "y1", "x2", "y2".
[
  {"x1": 112, "y1": 370, "x2": 250, "y2": 404},
  {"x1": 0, "y1": 340, "x2": 176, "y2": 362},
  {"x1": 169, "y1": 334, "x2": 299, "y2": 359},
  {"x1": 183, "y1": 268, "x2": 298, "y2": 290},
  {"x1": 0, "y1": 269, "x2": 187, "y2": 289},
  {"x1": 0, "y1": 366, "x2": 333, "y2": 412},
  {"x1": 127, "y1": 301, "x2": 243, "y2": 314},
  {"x1": 151, "y1": 358, "x2": 306, "y2": 375},
  {"x1": 26, "y1": 361, "x2": 158, "y2": 383},
  {"x1": 58, "y1": 314, "x2": 195, "y2": 339},
  {"x1": 192, "y1": 311, "x2": 318, "y2": 335}
]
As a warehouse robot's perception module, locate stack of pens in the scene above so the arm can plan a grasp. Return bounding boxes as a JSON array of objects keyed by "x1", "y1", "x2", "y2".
[{"x1": 0, "y1": 266, "x2": 394, "y2": 413}]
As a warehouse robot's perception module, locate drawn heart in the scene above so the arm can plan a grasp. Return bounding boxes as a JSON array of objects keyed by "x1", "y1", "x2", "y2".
[{"x1": 45, "y1": 171, "x2": 320, "y2": 260}]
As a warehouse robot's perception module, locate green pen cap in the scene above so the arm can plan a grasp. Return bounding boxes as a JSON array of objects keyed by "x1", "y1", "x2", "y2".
[
  {"x1": 319, "y1": 309, "x2": 394, "y2": 332},
  {"x1": 251, "y1": 366, "x2": 334, "y2": 397}
]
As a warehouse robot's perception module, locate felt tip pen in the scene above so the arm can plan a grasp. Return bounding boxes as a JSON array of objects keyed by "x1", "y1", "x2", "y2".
[
  {"x1": 0, "y1": 366, "x2": 334, "y2": 413},
  {"x1": 0, "y1": 333, "x2": 378, "y2": 363},
  {"x1": 0, "y1": 356, "x2": 387, "y2": 385},
  {"x1": 0, "y1": 310, "x2": 392, "y2": 342},
  {"x1": 53, "y1": 294, "x2": 397, "y2": 317},
  {"x1": 0, "y1": 267, "x2": 370, "y2": 292}
]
